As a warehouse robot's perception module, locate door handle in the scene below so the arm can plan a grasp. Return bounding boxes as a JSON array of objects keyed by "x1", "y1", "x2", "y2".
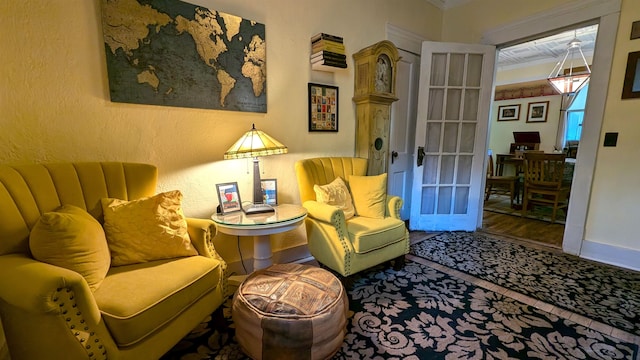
[
  {"x1": 391, "y1": 151, "x2": 398, "y2": 164},
  {"x1": 417, "y1": 146, "x2": 425, "y2": 167}
]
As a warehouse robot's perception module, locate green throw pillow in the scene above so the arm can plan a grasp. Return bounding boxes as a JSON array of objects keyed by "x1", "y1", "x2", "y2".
[
  {"x1": 348, "y1": 173, "x2": 388, "y2": 219},
  {"x1": 29, "y1": 205, "x2": 111, "y2": 291}
]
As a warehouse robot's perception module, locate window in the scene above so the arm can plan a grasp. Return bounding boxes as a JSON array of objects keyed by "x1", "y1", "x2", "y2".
[{"x1": 565, "y1": 83, "x2": 589, "y2": 142}]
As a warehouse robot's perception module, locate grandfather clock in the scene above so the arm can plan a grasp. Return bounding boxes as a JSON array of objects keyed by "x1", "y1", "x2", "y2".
[{"x1": 352, "y1": 40, "x2": 400, "y2": 175}]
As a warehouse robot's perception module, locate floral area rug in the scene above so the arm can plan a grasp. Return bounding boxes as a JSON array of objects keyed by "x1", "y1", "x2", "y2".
[
  {"x1": 411, "y1": 231, "x2": 640, "y2": 338},
  {"x1": 161, "y1": 260, "x2": 638, "y2": 359}
]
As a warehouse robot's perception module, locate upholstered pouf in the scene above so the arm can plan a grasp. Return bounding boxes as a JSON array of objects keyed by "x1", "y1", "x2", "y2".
[{"x1": 232, "y1": 263, "x2": 348, "y2": 360}]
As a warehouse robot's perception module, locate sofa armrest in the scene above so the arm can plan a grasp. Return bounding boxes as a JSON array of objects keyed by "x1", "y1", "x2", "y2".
[
  {"x1": 185, "y1": 218, "x2": 229, "y2": 297},
  {"x1": 386, "y1": 195, "x2": 404, "y2": 219},
  {"x1": 0, "y1": 254, "x2": 101, "y2": 319},
  {"x1": 186, "y1": 218, "x2": 218, "y2": 257}
]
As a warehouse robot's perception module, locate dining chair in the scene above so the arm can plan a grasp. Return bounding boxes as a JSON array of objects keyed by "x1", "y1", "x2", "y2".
[
  {"x1": 522, "y1": 152, "x2": 571, "y2": 223},
  {"x1": 485, "y1": 154, "x2": 518, "y2": 207}
]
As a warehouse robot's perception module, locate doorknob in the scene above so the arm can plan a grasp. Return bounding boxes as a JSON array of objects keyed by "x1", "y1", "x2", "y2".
[
  {"x1": 417, "y1": 147, "x2": 425, "y2": 167},
  {"x1": 391, "y1": 151, "x2": 398, "y2": 164}
]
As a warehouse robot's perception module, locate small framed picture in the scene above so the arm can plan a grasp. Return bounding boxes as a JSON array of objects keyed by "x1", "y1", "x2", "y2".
[
  {"x1": 215, "y1": 182, "x2": 242, "y2": 214},
  {"x1": 526, "y1": 101, "x2": 549, "y2": 123},
  {"x1": 260, "y1": 179, "x2": 278, "y2": 206},
  {"x1": 497, "y1": 104, "x2": 520, "y2": 121},
  {"x1": 308, "y1": 83, "x2": 338, "y2": 132},
  {"x1": 622, "y1": 50, "x2": 640, "y2": 99}
]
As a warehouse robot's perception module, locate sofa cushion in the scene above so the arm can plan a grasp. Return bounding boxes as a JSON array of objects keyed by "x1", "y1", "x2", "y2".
[
  {"x1": 313, "y1": 177, "x2": 355, "y2": 219},
  {"x1": 348, "y1": 173, "x2": 387, "y2": 219},
  {"x1": 347, "y1": 216, "x2": 406, "y2": 254},
  {"x1": 94, "y1": 255, "x2": 222, "y2": 347},
  {"x1": 101, "y1": 190, "x2": 198, "y2": 266},
  {"x1": 29, "y1": 205, "x2": 111, "y2": 291}
]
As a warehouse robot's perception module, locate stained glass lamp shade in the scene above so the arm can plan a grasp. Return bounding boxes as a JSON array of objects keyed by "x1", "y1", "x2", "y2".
[{"x1": 224, "y1": 124, "x2": 288, "y2": 204}]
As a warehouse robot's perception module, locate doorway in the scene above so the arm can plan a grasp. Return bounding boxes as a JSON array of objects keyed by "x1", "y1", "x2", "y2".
[{"x1": 482, "y1": 24, "x2": 598, "y2": 247}]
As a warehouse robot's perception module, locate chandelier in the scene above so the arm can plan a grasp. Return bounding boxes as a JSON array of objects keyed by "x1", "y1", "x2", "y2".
[{"x1": 547, "y1": 37, "x2": 591, "y2": 94}]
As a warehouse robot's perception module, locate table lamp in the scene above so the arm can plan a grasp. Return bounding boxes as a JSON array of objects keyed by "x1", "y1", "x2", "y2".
[{"x1": 224, "y1": 124, "x2": 288, "y2": 212}]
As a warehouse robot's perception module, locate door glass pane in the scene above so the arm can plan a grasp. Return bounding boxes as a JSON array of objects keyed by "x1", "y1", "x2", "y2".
[
  {"x1": 443, "y1": 123, "x2": 459, "y2": 153},
  {"x1": 445, "y1": 89, "x2": 461, "y2": 120},
  {"x1": 454, "y1": 187, "x2": 469, "y2": 214},
  {"x1": 421, "y1": 187, "x2": 436, "y2": 214},
  {"x1": 431, "y1": 54, "x2": 447, "y2": 86},
  {"x1": 457, "y1": 155, "x2": 472, "y2": 184},
  {"x1": 440, "y1": 155, "x2": 455, "y2": 184},
  {"x1": 463, "y1": 89, "x2": 479, "y2": 120},
  {"x1": 466, "y1": 54, "x2": 483, "y2": 87},
  {"x1": 460, "y1": 124, "x2": 476, "y2": 153},
  {"x1": 428, "y1": 89, "x2": 444, "y2": 120},
  {"x1": 425, "y1": 123, "x2": 441, "y2": 152},
  {"x1": 448, "y1": 54, "x2": 465, "y2": 86},
  {"x1": 422, "y1": 155, "x2": 439, "y2": 184},
  {"x1": 437, "y1": 187, "x2": 452, "y2": 214}
]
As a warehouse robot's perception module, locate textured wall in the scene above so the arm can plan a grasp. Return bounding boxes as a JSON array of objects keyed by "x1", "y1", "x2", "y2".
[{"x1": 0, "y1": 0, "x2": 441, "y2": 264}]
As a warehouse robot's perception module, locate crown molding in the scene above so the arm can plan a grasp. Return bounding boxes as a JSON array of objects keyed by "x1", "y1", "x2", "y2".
[{"x1": 424, "y1": 0, "x2": 472, "y2": 10}]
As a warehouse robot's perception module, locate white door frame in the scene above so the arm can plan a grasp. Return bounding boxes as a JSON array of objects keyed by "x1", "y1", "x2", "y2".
[{"x1": 481, "y1": 0, "x2": 621, "y2": 255}]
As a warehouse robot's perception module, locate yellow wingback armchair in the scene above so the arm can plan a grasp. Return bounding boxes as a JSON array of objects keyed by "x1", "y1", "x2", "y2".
[
  {"x1": 295, "y1": 157, "x2": 409, "y2": 277},
  {"x1": 0, "y1": 162, "x2": 228, "y2": 360}
]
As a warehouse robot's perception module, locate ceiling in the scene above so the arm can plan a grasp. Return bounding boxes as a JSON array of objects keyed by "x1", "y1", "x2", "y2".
[
  {"x1": 423, "y1": 1, "x2": 598, "y2": 71},
  {"x1": 497, "y1": 25, "x2": 599, "y2": 70}
]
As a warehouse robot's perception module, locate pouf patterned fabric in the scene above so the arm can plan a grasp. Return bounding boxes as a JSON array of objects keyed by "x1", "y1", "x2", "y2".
[{"x1": 232, "y1": 263, "x2": 348, "y2": 360}]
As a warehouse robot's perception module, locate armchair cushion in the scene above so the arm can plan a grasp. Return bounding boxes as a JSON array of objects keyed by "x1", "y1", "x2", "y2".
[
  {"x1": 348, "y1": 216, "x2": 407, "y2": 253},
  {"x1": 101, "y1": 190, "x2": 198, "y2": 266},
  {"x1": 313, "y1": 176, "x2": 356, "y2": 219},
  {"x1": 29, "y1": 204, "x2": 111, "y2": 291},
  {"x1": 348, "y1": 173, "x2": 387, "y2": 219}
]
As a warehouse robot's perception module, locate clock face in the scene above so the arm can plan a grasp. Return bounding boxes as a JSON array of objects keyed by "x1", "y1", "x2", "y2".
[{"x1": 374, "y1": 54, "x2": 392, "y2": 93}]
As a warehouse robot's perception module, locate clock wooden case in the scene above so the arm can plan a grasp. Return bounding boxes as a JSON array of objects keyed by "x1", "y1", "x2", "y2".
[{"x1": 352, "y1": 40, "x2": 400, "y2": 175}]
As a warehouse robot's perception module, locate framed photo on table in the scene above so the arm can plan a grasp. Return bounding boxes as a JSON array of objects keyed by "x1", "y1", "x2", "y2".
[
  {"x1": 308, "y1": 83, "x2": 338, "y2": 132},
  {"x1": 216, "y1": 182, "x2": 242, "y2": 214},
  {"x1": 526, "y1": 101, "x2": 549, "y2": 123},
  {"x1": 260, "y1": 179, "x2": 278, "y2": 206},
  {"x1": 497, "y1": 104, "x2": 520, "y2": 121}
]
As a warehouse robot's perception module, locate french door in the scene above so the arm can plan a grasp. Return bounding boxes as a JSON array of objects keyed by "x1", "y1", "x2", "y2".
[{"x1": 410, "y1": 41, "x2": 496, "y2": 231}]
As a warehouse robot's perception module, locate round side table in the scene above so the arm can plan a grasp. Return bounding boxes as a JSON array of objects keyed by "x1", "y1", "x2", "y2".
[{"x1": 211, "y1": 204, "x2": 307, "y2": 271}]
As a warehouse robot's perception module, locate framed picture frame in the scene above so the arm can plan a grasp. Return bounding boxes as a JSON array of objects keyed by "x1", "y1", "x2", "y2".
[
  {"x1": 215, "y1": 182, "x2": 242, "y2": 214},
  {"x1": 497, "y1": 104, "x2": 520, "y2": 121},
  {"x1": 631, "y1": 21, "x2": 640, "y2": 40},
  {"x1": 308, "y1": 83, "x2": 338, "y2": 132},
  {"x1": 260, "y1": 179, "x2": 278, "y2": 206},
  {"x1": 622, "y1": 51, "x2": 640, "y2": 99},
  {"x1": 526, "y1": 101, "x2": 549, "y2": 123}
]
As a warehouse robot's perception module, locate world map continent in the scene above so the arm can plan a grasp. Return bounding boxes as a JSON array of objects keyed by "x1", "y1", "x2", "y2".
[{"x1": 101, "y1": 0, "x2": 266, "y2": 113}]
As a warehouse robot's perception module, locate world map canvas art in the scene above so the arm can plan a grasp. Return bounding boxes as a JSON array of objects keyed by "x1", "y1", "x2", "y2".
[{"x1": 101, "y1": 0, "x2": 266, "y2": 113}]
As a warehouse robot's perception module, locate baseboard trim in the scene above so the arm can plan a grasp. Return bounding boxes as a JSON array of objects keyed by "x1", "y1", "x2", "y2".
[{"x1": 580, "y1": 240, "x2": 640, "y2": 271}]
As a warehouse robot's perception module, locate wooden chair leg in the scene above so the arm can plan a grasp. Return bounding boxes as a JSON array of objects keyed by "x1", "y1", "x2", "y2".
[
  {"x1": 393, "y1": 255, "x2": 406, "y2": 271},
  {"x1": 522, "y1": 189, "x2": 528, "y2": 218}
]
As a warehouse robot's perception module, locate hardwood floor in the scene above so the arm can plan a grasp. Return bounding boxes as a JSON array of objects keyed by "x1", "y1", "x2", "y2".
[{"x1": 481, "y1": 210, "x2": 564, "y2": 248}]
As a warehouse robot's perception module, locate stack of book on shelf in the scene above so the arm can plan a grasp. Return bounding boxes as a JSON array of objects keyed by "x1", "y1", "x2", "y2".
[{"x1": 311, "y1": 33, "x2": 347, "y2": 71}]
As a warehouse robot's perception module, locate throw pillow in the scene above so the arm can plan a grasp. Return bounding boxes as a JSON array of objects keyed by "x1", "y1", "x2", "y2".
[
  {"x1": 313, "y1": 177, "x2": 356, "y2": 219},
  {"x1": 349, "y1": 173, "x2": 388, "y2": 219},
  {"x1": 101, "y1": 190, "x2": 197, "y2": 266},
  {"x1": 29, "y1": 205, "x2": 111, "y2": 291}
]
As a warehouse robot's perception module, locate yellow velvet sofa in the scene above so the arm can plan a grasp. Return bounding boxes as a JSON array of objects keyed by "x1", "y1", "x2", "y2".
[
  {"x1": 295, "y1": 157, "x2": 409, "y2": 277},
  {"x1": 0, "y1": 162, "x2": 228, "y2": 360}
]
